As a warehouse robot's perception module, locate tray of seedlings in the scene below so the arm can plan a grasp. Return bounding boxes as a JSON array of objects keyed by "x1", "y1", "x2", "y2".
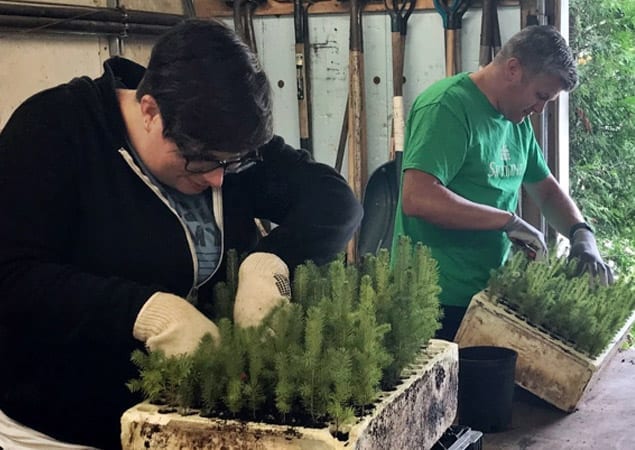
[
  {"x1": 121, "y1": 237, "x2": 459, "y2": 450},
  {"x1": 456, "y1": 251, "x2": 635, "y2": 412}
]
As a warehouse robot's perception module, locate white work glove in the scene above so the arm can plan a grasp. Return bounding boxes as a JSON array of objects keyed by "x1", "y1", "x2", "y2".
[
  {"x1": 502, "y1": 213, "x2": 548, "y2": 261},
  {"x1": 233, "y1": 252, "x2": 292, "y2": 328},
  {"x1": 133, "y1": 292, "x2": 220, "y2": 356},
  {"x1": 569, "y1": 228, "x2": 614, "y2": 286}
]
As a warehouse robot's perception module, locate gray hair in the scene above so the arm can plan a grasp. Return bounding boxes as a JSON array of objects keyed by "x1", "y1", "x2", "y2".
[{"x1": 495, "y1": 25, "x2": 578, "y2": 91}]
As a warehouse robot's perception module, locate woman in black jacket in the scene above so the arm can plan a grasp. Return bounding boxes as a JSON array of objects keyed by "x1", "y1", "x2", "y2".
[{"x1": 0, "y1": 20, "x2": 361, "y2": 449}]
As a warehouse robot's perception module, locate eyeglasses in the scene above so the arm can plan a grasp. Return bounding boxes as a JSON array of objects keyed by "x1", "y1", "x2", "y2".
[{"x1": 183, "y1": 149, "x2": 262, "y2": 174}]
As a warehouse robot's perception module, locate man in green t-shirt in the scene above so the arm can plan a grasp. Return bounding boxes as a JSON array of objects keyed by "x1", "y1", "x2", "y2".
[{"x1": 392, "y1": 25, "x2": 613, "y2": 340}]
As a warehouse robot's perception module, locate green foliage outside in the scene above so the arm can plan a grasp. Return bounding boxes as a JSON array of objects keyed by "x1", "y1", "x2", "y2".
[
  {"x1": 569, "y1": 0, "x2": 635, "y2": 278},
  {"x1": 488, "y1": 251, "x2": 635, "y2": 357},
  {"x1": 620, "y1": 327, "x2": 634, "y2": 351},
  {"x1": 127, "y1": 237, "x2": 442, "y2": 431}
]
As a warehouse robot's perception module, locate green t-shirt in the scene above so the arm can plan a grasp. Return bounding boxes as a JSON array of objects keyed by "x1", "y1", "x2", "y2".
[{"x1": 392, "y1": 73, "x2": 551, "y2": 307}]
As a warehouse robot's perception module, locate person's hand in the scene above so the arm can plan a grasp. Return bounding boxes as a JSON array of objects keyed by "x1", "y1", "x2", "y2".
[
  {"x1": 234, "y1": 252, "x2": 292, "y2": 328},
  {"x1": 133, "y1": 292, "x2": 220, "y2": 356},
  {"x1": 502, "y1": 213, "x2": 548, "y2": 261},
  {"x1": 569, "y1": 228, "x2": 614, "y2": 286}
]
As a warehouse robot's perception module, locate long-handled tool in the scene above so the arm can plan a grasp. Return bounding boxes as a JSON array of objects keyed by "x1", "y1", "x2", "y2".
[
  {"x1": 231, "y1": 0, "x2": 263, "y2": 53},
  {"x1": 334, "y1": 98, "x2": 348, "y2": 173},
  {"x1": 479, "y1": 0, "x2": 501, "y2": 68},
  {"x1": 293, "y1": 0, "x2": 313, "y2": 154},
  {"x1": 348, "y1": 0, "x2": 367, "y2": 199},
  {"x1": 386, "y1": 0, "x2": 415, "y2": 160},
  {"x1": 182, "y1": 0, "x2": 196, "y2": 17},
  {"x1": 433, "y1": 0, "x2": 472, "y2": 76},
  {"x1": 230, "y1": 0, "x2": 269, "y2": 236},
  {"x1": 356, "y1": 0, "x2": 414, "y2": 257},
  {"x1": 346, "y1": 0, "x2": 368, "y2": 263}
]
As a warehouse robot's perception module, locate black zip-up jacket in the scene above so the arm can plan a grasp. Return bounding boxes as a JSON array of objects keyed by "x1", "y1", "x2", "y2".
[{"x1": 0, "y1": 57, "x2": 362, "y2": 449}]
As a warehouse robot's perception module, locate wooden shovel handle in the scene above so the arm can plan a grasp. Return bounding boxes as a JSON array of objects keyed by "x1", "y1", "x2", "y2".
[
  {"x1": 347, "y1": 0, "x2": 368, "y2": 264},
  {"x1": 348, "y1": 48, "x2": 367, "y2": 202},
  {"x1": 391, "y1": 31, "x2": 404, "y2": 97},
  {"x1": 294, "y1": 0, "x2": 312, "y2": 153},
  {"x1": 391, "y1": 31, "x2": 405, "y2": 155},
  {"x1": 445, "y1": 28, "x2": 456, "y2": 76}
]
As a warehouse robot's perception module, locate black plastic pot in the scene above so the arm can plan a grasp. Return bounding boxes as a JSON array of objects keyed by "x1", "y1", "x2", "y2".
[{"x1": 458, "y1": 346, "x2": 517, "y2": 433}]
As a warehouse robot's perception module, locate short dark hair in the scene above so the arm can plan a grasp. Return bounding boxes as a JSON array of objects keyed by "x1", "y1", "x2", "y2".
[
  {"x1": 495, "y1": 25, "x2": 578, "y2": 91},
  {"x1": 136, "y1": 19, "x2": 273, "y2": 158}
]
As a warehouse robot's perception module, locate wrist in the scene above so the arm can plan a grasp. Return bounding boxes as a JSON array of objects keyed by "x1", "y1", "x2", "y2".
[
  {"x1": 501, "y1": 211, "x2": 516, "y2": 231},
  {"x1": 569, "y1": 222, "x2": 593, "y2": 240}
]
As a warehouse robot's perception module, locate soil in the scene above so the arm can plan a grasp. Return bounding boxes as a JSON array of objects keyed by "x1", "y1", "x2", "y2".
[{"x1": 154, "y1": 396, "x2": 380, "y2": 440}]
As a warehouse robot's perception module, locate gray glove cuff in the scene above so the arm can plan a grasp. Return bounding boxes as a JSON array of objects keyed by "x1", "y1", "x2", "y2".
[
  {"x1": 502, "y1": 212, "x2": 519, "y2": 231},
  {"x1": 569, "y1": 222, "x2": 594, "y2": 239}
]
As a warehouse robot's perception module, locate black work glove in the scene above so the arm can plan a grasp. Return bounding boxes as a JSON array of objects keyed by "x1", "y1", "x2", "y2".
[
  {"x1": 502, "y1": 213, "x2": 548, "y2": 261},
  {"x1": 569, "y1": 228, "x2": 614, "y2": 286}
]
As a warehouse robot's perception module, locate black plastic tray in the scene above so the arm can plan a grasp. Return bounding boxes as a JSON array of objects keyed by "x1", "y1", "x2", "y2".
[{"x1": 431, "y1": 425, "x2": 483, "y2": 450}]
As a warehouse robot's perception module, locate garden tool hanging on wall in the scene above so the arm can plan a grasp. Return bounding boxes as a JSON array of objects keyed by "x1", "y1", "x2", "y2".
[
  {"x1": 334, "y1": 0, "x2": 368, "y2": 179},
  {"x1": 345, "y1": 0, "x2": 368, "y2": 201},
  {"x1": 356, "y1": 0, "x2": 414, "y2": 257},
  {"x1": 294, "y1": 0, "x2": 313, "y2": 154},
  {"x1": 433, "y1": 0, "x2": 472, "y2": 76},
  {"x1": 334, "y1": 100, "x2": 348, "y2": 173},
  {"x1": 479, "y1": 0, "x2": 501, "y2": 68},
  {"x1": 182, "y1": 0, "x2": 196, "y2": 17},
  {"x1": 347, "y1": 0, "x2": 368, "y2": 263},
  {"x1": 230, "y1": 0, "x2": 269, "y2": 236},
  {"x1": 386, "y1": 0, "x2": 415, "y2": 161},
  {"x1": 230, "y1": 0, "x2": 265, "y2": 53}
]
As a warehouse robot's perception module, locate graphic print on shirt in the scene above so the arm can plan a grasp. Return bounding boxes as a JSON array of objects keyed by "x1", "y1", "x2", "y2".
[
  {"x1": 174, "y1": 195, "x2": 220, "y2": 284},
  {"x1": 488, "y1": 143, "x2": 524, "y2": 179}
]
